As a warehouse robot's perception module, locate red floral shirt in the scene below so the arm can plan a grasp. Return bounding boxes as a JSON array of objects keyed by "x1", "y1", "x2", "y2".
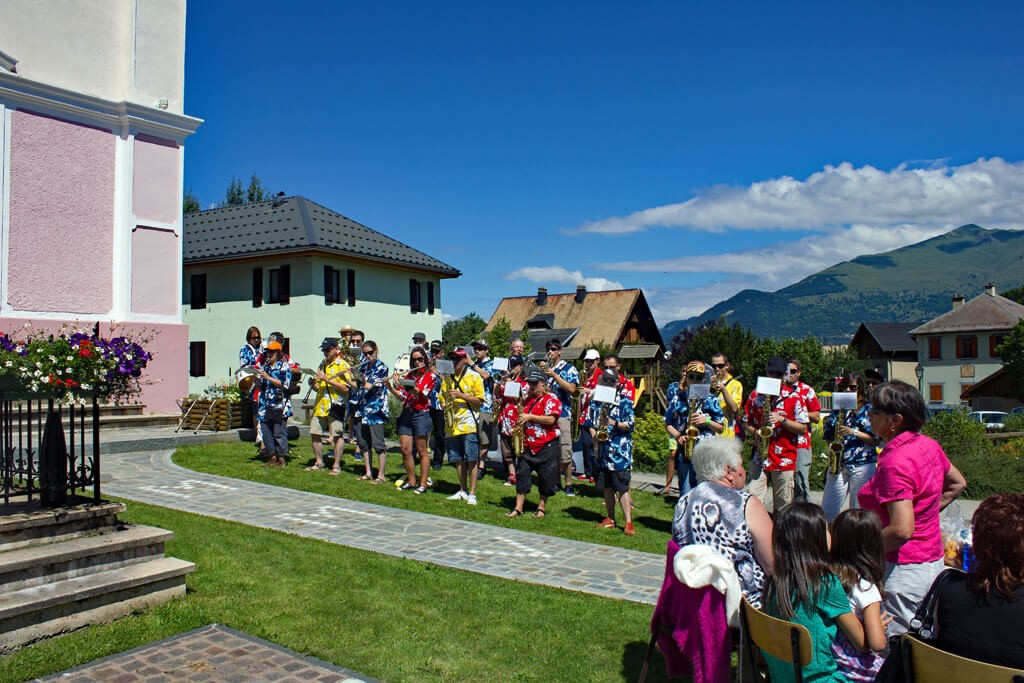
[
  {"x1": 743, "y1": 390, "x2": 808, "y2": 471},
  {"x1": 497, "y1": 378, "x2": 529, "y2": 435},
  {"x1": 521, "y1": 392, "x2": 562, "y2": 453},
  {"x1": 394, "y1": 370, "x2": 437, "y2": 412},
  {"x1": 781, "y1": 381, "x2": 820, "y2": 449}
]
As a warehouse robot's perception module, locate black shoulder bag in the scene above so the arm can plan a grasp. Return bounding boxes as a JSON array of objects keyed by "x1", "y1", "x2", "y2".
[{"x1": 874, "y1": 568, "x2": 956, "y2": 683}]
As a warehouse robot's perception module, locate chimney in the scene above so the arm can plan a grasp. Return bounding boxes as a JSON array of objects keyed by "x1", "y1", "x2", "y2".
[
  {"x1": 536, "y1": 287, "x2": 548, "y2": 305},
  {"x1": 984, "y1": 282, "x2": 997, "y2": 297},
  {"x1": 575, "y1": 285, "x2": 587, "y2": 303},
  {"x1": 952, "y1": 294, "x2": 965, "y2": 310}
]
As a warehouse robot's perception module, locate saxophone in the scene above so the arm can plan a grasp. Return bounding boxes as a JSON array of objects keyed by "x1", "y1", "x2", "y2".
[
  {"x1": 443, "y1": 385, "x2": 458, "y2": 433},
  {"x1": 596, "y1": 401, "x2": 611, "y2": 442},
  {"x1": 828, "y1": 409, "x2": 847, "y2": 475},
  {"x1": 511, "y1": 390, "x2": 525, "y2": 457},
  {"x1": 756, "y1": 394, "x2": 774, "y2": 449},
  {"x1": 684, "y1": 396, "x2": 701, "y2": 461}
]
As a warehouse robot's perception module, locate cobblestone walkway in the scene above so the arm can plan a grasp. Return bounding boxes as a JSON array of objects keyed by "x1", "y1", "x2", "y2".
[
  {"x1": 38, "y1": 624, "x2": 378, "y2": 682},
  {"x1": 102, "y1": 450, "x2": 665, "y2": 605}
]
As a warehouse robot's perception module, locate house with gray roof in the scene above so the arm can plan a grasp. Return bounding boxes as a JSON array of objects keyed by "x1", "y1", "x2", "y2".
[
  {"x1": 849, "y1": 322, "x2": 920, "y2": 385},
  {"x1": 182, "y1": 196, "x2": 460, "y2": 392},
  {"x1": 909, "y1": 283, "x2": 1024, "y2": 408}
]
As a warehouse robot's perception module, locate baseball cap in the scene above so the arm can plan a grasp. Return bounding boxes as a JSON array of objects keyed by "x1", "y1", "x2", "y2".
[
  {"x1": 526, "y1": 369, "x2": 547, "y2": 383},
  {"x1": 266, "y1": 341, "x2": 283, "y2": 351},
  {"x1": 320, "y1": 337, "x2": 339, "y2": 352},
  {"x1": 448, "y1": 347, "x2": 468, "y2": 359},
  {"x1": 471, "y1": 338, "x2": 488, "y2": 349},
  {"x1": 412, "y1": 332, "x2": 426, "y2": 342},
  {"x1": 584, "y1": 349, "x2": 600, "y2": 360}
]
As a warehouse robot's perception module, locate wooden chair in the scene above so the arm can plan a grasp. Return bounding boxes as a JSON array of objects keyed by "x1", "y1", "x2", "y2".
[
  {"x1": 902, "y1": 634, "x2": 1024, "y2": 683},
  {"x1": 739, "y1": 597, "x2": 812, "y2": 683}
]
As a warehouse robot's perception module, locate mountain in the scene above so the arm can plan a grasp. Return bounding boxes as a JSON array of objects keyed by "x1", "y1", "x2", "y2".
[{"x1": 660, "y1": 224, "x2": 1024, "y2": 344}]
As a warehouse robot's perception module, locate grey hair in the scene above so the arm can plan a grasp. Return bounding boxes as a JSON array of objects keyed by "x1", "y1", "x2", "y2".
[{"x1": 692, "y1": 438, "x2": 743, "y2": 482}]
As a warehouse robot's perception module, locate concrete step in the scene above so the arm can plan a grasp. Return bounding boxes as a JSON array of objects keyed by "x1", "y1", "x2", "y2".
[
  {"x1": 0, "y1": 556, "x2": 195, "y2": 652},
  {"x1": 99, "y1": 412, "x2": 180, "y2": 430},
  {"x1": 0, "y1": 500, "x2": 125, "y2": 551},
  {"x1": 0, "y1": 524, "x2": 173, "y2": 592}
]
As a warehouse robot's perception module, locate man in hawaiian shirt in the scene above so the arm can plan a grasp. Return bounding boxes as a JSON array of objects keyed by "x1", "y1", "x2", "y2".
[
  {"x1": 505, "y1": 369, "x2": 562, "y2": 518},
  {"x1": 354, "y1": 340, "x2": 390, "y2": 483},
  {"x1": 664, "y1": 360, "x2": 725, "y2": 496},
  {"x1": 440, "y1": 347, "x2": 485, "y2": 504},
  {"x1": 576, "y1": 349, "x2": 601, "y2": 482},
  {"x1": 468, "y1": 339, "x2": 497, "y2": 477},
  {"x1": 709, "y1": 352, "x2": 744, "y2": 439},
  {"x1": 590, "y1": 367, "x2": 637, "y2": 536},
  {"x1": 743, "y1": 356, "x2": 808, "y2": 513},
  {"x1": 542, "y1": 339, "x2": 580, "y2": 496},
  {"x1": 306, "y1": 338, "x2": 351, "y2": 475},
  {"x1": 781, "y1": 357, "x2": 821, "y2": 502}
]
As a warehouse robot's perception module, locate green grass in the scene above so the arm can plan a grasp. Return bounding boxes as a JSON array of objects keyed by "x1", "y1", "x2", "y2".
[
  {"x1": 0, "y1": 501, "x2": 674, "y2": 683},
  {"x1": 173, "y1": 440, "x2": 678, "y2": 554}
]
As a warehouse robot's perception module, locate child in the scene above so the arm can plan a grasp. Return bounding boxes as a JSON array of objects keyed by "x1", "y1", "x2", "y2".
[
  {"x1": 764, "y1": 503, "x2": 865, "y2": 682},
  {"x1": 830, "y1": 509, "x2": 889, "y2": 681}
]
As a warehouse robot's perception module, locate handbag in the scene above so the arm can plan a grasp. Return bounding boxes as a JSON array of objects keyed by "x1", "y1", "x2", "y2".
[
  {"x1": 874, "y1": 568, "x2": 956, "y2": 683},
  {"x1": 264, "y1": 396, "x2": 288, "y2": 422}
]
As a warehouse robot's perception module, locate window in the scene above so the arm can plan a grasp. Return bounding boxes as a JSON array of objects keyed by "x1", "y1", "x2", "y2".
[
  {"x1": 252, "y1": 268, "x2": 263, "y2": 308},
  {"x1": 324, "y1": 266, "x2": 340, "y2": 304},
  {"x1": 956, "y1": 335, "x2": 977, "y2": 359},
  {"x1": 990, "y1": 334, "x2": 1007, "y2": 358},
  {"x1": 409, "y1": 278, "x2": 421, "y2": 313},
  {"x1": 346, "y1": 269, "x2": 356, "y2": 306},
  {"x1": 189, "y1": 341, "x2": 206, "y2": 377},
  {"x1": 427, "y1": 282, "x2": 435, "y2": 314},
  {"x1": 282, "y1": 337, "x2": 291, "y2": 356},
  {"x1": 268, "y1": 265, "x2": 290, "y2": 305},
  {"x1": 928, "y1": 384, "x2": 944, "y2": 403},
  {"x1": 928, "y1": 337, "x2": 941, "y2": 360},
  {"x1": 190, "y1": 274, "x2": 207, "y2": 309}
]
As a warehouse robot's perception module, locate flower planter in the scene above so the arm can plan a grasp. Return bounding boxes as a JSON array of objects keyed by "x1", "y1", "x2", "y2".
[{"x1": 179, "y1": 398, "x2": 251, "y2": 431}]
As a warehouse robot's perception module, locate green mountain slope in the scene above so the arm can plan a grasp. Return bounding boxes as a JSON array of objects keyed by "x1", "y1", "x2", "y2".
[{"x1": 661, "y1": 225, "x2": 1024, "y2": 344}]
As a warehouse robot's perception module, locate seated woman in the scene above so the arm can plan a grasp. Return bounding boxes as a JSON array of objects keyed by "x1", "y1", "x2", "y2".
[
  {"x1": 671, "y1": 438, "x2": 773, "y2": 607},
  {"x1": 933, "y1": 492, "x2": 1024, "y2": 669}
]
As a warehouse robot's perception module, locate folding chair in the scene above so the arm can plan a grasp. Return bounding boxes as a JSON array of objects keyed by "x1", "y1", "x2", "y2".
[
  {"x1": 903, "y1": 634, "x2": 1024, "y2": 683},
  {"x1": 739, "y1": 597, "x2": 812, "y2": 683}
]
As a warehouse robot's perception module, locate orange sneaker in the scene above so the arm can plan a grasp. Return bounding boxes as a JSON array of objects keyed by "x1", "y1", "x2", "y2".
[
  {"x1": 624, "y1": 522, "x2": 636, "y2": 536},
  {"x1": 596, "y1": 517, "x2": 616, "y2": 529}
]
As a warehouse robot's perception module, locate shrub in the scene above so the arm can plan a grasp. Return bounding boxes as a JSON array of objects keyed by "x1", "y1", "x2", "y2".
[
  {"x1": 922, "y1": 409, "x2": 988, "y2": 460},
  {"x1": 633, "y1": 410, "x2": 670, "y2": 473},
  {"x1": 1003, "y1": 412, "x2": 1024, "y2": 432}
]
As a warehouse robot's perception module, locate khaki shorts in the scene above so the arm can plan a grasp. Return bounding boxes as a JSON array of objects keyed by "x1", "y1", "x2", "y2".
[
  {"x1": 557, "y1": 417, "x2": 573, "y2": 465},
  {"x1": 310, "y1": 414, "x2": 344, "y2": 439}
]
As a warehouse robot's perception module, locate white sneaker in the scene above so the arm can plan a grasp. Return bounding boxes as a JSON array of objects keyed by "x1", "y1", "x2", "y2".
[
  {"x1": 447, "y1": 490, "x2": 468, "y2": 501},
  {"x1": 467, "y1": 494, "x2": 478, "y2": 506}
]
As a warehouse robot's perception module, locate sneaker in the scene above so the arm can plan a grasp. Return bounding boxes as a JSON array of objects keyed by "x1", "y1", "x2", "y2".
[
  {"x1": 565, "y1": 486, "x2": 576, "y2": 497},
  {"x1": 476, "y1": 468, "x2": 486, "y2": 480},
  {"x1": 503, "y1": 478, "x2": 514, "y2": 486},
  {"x1": 467, "y1": 494, "x2": 478, "y2": 506},
  {"x1": 414, "y1": 485, "x2": 427, "y2": 495},
  {"x1": 352, "y1": 452, "x2": 363, "y2": 461},
  {"x1": 588, "y1": 476, "x2": 595, "y2": 483},
  {"x1": 447, "y1": 490, "x2": 468, "y2": 501},
  {"x1": 399, "y1": 482, "x2": 414, "y2": 491},
  {"x1": 574, "y1": 473, "x2": 587, "y2": 481},
  {"x1": 426, "y1": 477, "x2": 434, "y2": 487},
  {"x1": 597, "y1": 517, "x2": 616, "y2": 529},
  {"x1": 624, "y1": 522, "x2": 636, "y2": 536}
]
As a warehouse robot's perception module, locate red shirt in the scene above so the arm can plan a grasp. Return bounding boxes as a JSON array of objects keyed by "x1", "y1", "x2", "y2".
[
  {"x1": 521, "y1": 391, "x2": 562, "y2": 453},
  {"x1": 497, "y1": 378, "x2": 529, "y2": 435},
  {"x1": 781, "y1": 381, "x2": 820, "y2": 449},
  {"x1": 743, "y1": 391, "x2": 808, "y2": 471},
  {"x1": 395, "y1": 370, "x2": 437, "y2": 412},
  {"x1": 578, "y1": 367, "x2": 601, "y2": 425}
]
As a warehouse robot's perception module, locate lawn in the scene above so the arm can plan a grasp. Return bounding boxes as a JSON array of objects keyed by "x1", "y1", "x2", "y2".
[
  {"x1": 0, "y1": 501, "x2": 674, "y2": 683},
  {"x1": 173, "y1": 440, "x2": 679, "y2": 555}
]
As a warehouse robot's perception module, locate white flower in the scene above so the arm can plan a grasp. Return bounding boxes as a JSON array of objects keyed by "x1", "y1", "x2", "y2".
[
  {"x1": 81, "y1": 383, "x2": 91, "y2": 390},
  {"x1": 33, "y1": 369, "x2": 42, "y2": 377},
  {"x1": 35, "y1": 362, "x2": 42, "y2": 368},
  {"x1": 66, "y1": 367, "x2": 72, "y2": 373},
  {"x1": 67, "y1": 355, "x2": 74, "y2": 361},
  {"x1": 3, "y1": 361, "x2": 10, "y2": 367},
  {"x1": 49, "y1": 355, "x2": 57, "y2": 363},
  {"x1": 14, "y1": 346, "x2": 21, "y2": 353}
]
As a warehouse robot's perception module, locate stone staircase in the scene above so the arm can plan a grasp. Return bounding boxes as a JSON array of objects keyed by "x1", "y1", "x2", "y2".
[
  {"x1": 0, "y1": 498, "x2": 194, "y2": 651},
  {"x1": 6, "y1": 401, "x2": 180, "y2": 431}
]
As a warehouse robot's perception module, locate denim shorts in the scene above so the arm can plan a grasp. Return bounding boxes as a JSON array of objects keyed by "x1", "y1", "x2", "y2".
[
  {"x1": 397, "y1": 408, "x2": 432, "y2": 437},
  {"x1": 446, "y1": 433, "x2": 480, "y2": 463}
]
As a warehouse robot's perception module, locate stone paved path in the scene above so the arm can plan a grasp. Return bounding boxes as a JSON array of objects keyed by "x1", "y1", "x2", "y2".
[
  {"x1": 102, "y1": 449, "x2": 665, "y2": 605},
  {"x1": 38, "y1": 624, "x2": 378, "y2": 682}
]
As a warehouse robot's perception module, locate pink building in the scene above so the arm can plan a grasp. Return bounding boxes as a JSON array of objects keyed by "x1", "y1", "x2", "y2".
[{"x1": 0, "y1": 1, "x2": 201, "y2": 412}]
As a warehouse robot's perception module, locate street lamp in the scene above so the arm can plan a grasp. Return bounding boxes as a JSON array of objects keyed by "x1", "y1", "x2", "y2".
[{"x1": 915, "y1": 363, "x2": 924, "y2": 394}]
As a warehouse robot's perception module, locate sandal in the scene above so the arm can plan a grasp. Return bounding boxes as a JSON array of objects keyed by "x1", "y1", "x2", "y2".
[
  {"x1": 329, "y1": 467, "x2": 341, "y2": 476},
  {"x1": 370, "y1": 477, "x2": 387, "y2": 485},
  {"x1": 534, "y1": 509, "x2": 546, "y2": 518},
  {"x1": 304, "y1": 464, "x2": 326, "y2": 472},
  {"x1": 506, "y1": 509, "x2": 523, "y2": 517},
  {"x1": 357, "y1": 474, "x2": 372, "y2": 481}
]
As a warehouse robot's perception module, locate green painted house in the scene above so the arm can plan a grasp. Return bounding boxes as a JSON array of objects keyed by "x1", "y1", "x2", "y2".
[{"x1": 182, "y1": 196, "x2": 460, "y2": 394}]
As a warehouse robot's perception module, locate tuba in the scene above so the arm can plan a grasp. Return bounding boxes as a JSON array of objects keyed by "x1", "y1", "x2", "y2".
[{"x1": 828, "y1": 410, "x2": 848, "y2": 476}]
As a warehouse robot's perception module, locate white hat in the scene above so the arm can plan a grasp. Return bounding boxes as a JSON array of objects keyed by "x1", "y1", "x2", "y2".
[{"x1": 584, "y1": 349, "x2": 600, "y2": 360}]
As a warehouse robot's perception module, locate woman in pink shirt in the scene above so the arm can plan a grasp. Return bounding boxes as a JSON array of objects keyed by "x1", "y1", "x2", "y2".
[{"x1": 857, "y1": 380, "x2": 966, "y2": 636}]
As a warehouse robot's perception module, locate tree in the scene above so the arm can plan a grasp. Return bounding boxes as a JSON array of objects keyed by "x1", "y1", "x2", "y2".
[
  {"x1": 183, "y1": 189, "x2": 200, "y2": 214},
  {"x1": 1003, "y1": 281, "x2": 1024, "y2": 305},
  {"x1": 484, "y1": 317, "x2": 514, "y2": 357},
  {"x1": 665, "y1": 318, "x2": 758, "y2": 384},
  {"x1": 224, "y1": 176, "x2": 245, "y2": 206},
  {"x1": 246, "y1": 173, "x2": 272, "y2": 203},
  {"x1": 442, "y1": 312, "x2": 486, "y2": 350},
  {"x1": 998, "y1": 319, "x2": 1024, "y2": 399}
]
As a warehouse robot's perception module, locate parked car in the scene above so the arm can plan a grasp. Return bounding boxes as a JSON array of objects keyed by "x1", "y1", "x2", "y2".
[
  {"x1": 1012, "y1": 406, "x2": 1024, "y2": 415},
  {"x1": 968, "y1": 411, "x2": 1008, "y2": 429}
]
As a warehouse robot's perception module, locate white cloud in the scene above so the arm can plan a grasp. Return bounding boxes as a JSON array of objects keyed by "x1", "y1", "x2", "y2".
[
  {"x1": 571, "y1": 157, "x2": 1024, "y2": 235},
  {"x1": 504, "y1": 266, "x2": 623, "y2": 292}
]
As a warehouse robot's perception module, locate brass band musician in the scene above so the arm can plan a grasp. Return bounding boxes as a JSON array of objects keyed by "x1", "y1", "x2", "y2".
[
  {"x1": 709, "y1": 352, "x2": 743, "y2": 438},
  {"x1": 304, "y1": 338, "x2": 351, "y2": 474},
  {"x1": 663, "y1": 360, "x2": 725, "y2": 496}
]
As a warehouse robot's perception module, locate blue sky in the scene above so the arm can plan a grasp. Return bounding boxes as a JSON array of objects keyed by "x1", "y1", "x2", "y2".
[{"x1": 183, "y1": 1, "x2": 1024, "y2": 328}]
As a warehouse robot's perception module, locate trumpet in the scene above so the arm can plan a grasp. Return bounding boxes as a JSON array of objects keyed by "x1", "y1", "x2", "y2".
[
  {"x1": 511, "y1": 391, "x2": 525, "y2": 457},
  {"x1": 684, "y1": 396, "x2": 700, "y2": 461},
  {"x1": 302, "y1": 358, "x2": 328, "y2": 402},
  {"x1": 828, "y1": 410, "x2": 847, "y2": 476}
]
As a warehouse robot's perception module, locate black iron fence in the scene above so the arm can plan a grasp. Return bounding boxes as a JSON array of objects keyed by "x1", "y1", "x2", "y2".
[{"x1": 1, "y1": 395, "x2": 101, "y2": 507}]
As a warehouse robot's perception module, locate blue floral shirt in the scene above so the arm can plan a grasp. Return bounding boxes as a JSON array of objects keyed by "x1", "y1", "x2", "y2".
[
  {"x1": 257, "y1": 360, "x2": 292, "y2": 421},
  {"x1": 549, "y1": 361, "x2": 580, "y2": 420},
  {"x1": 429, "y1": 373, "x2": 442, "y2": 410},
  {"x1": 664, "y1": 381, "x2": 726, "y2": 444},
  {"x1": 474, "y1": 358, "x2": 497, "y2": 413},
  {"x1": 823, "y1": 403, "x2": 878, "y2": 467},
  {"x1": 590, "y1": 389, "x2": 634, "y2": 471},
  {"x1": 239, "y1": 344, "x2": 259, "y2": 367},
  {"x1": 355, "y1": 358, "x2": 390, "y2": 424}
]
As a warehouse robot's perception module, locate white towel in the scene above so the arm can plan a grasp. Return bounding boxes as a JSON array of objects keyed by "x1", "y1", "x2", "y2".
[{"x1": 674, "y1": 544, "x2": 742, "y2": 627}]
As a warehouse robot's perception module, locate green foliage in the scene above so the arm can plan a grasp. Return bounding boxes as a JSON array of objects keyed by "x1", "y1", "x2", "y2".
[
  {"x1": 665, "y1": 318, "x2": 757, "y2": 384},
  {"x1": 245, "y1": 172, "x2": 273, "y2": 203},
  {"x1": 922, "y1": 409, "x2": 988, "y2": 459},
  {"x1": 484, "y1": 317, "x2": 514, "y2": 357},
  {"x1": 1004, "y1": 412, "x2": 1024, "y2": 432},
  {"x1": 182, "y1": 189, "x2": 200, "y2": 214},
  {"x1": 442, "y1": 312, "x2": 486, "y2": 350},
  {"x1": 997, "y1": 320, "x2": 1024, "y2": 400},
  {"x1": 632, "y1": 410, "x2": 670, "y2": 473},
  {"x1": 224, "y1": 176, "x2": 245, "y2": 206},
  {"x1": 1002, "y1": 281, "x2": 1024, "y2": 305}
]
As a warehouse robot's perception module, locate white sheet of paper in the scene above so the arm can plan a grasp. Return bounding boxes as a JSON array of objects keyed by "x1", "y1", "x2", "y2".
[
  {"x1": 503, "y1": 382, "x2": 521, "y2": 398},
  {"x1": 492, "y1": 357, "x2": 509, "y2": 372},
  {"x1": 756, "y1": 376, "x2": 782, "y2": 396},
  {"x1": 592, "y1": 384, "x2": 617, "y2": 403},
  {"x1": 434, "y1": 359, "x2": 455, "y2": 376},
  {"x1": 688, "y1": 383, "x2": 711, "y2": 400},
  {"x1": 833, "y1": 392, "x2": 858, "y2": 410}
]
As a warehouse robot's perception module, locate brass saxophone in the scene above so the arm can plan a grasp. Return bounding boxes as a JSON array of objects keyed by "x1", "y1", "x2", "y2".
[
  {"x1": 443, "y1": 384, "x2": 458, "y2": 433},
  {"x1": 757, "y1": 394, "x2": 775, "y2": 448},
  {"x1": 684, "y1": 396, "x2": 700, "y2": 461},
  {"x1": 828, "y1": 410, "x2": 847, "y2": 476},
  {"x1": 596, "y1": 401, "x2": 611, "y2": 442},
  {"x1": 511, "y1": 390, "x2": 525, "y2": 457}
]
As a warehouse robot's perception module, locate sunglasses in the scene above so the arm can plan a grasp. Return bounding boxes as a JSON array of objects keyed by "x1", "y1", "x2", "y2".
[
  {"x1": 711, "y1": 363, "x2": 726, "y2": 369},
  {"x1": 411, "y1": 357, "x2": 426, "y2": 364},
  {"x1": 686, "y1": 374, "x2": 704, "y2": 381},
  {"x1": 363, "y1": 349, "x2": 375, "y2": 356},
  {"x1": 248, "y1": 335, "x2": 261, "y2": 341},
  {"x1": 787, "y1": 368, "x2": 800, "y2": 374}
]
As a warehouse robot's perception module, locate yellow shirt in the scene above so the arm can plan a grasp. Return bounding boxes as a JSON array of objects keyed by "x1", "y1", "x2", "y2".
[
  {"x1": 312, "y1": 358, "x2": 350, "y2": 418},
  {"x1": 716, "y1": 375, "x2": 744, "y2": 438},
  {"x1": 440, "y1": 370, "x2": 485, "y2": 436}
]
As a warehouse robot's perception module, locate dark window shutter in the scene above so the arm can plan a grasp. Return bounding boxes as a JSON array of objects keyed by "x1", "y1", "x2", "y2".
[
  {"x1": 252, "y1": 268, "x2": 263, "y2": 308},
  {"x1": 189, "y1": 341, "x2": 206, "y2": 377},
  {"x1": 279, "y1": 265, "x2": 290, "y2": 305},
  {"x1": 324, "y1": 265, "x2": 335, "y2": 304},
  {"x1": 427, "y1": 282, "x2": 435, "y2": 314},
  {"x1": 190, "y1": 274, "x2": 207, "y2": 309},
  {"x1": 409, "y1": 278, "x2": 419, "y2": 313},
  {"x1": 347, "y1": 269, "x2": 356, "y2": 306}
]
